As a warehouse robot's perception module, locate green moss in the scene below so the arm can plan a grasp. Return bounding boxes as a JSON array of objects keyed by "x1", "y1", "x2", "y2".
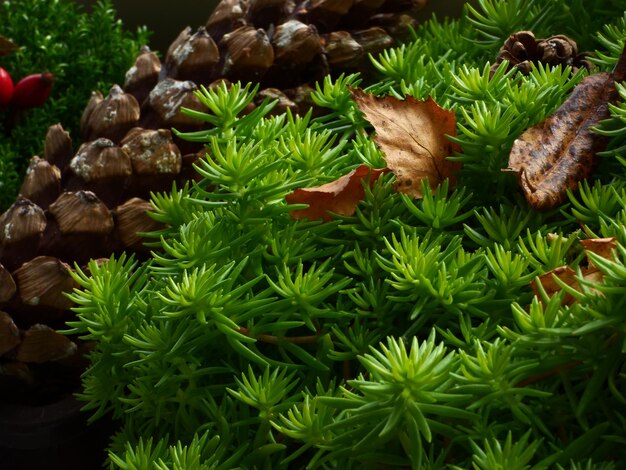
[
  {"x1": 67, "y1": 1, "x2": 626, "y2": 468},
  {"x1": 0, "y1": 0, "x2": 150, "y2": 210}
]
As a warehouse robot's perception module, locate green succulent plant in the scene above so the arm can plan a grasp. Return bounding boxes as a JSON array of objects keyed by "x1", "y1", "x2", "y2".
[{"x1": 67, "y1": 1, "x2": 626, "y2": 468}]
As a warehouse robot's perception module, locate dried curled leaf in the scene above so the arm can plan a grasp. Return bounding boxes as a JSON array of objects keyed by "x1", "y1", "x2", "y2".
[
  {"x1": 579, "y1": 237, "x2": 617, "y2": 267},
  {"x1": 532, "y1": 237, "x2": 617, "y2": 304},
  {"x1": 507, "y1": 45, "x2": 626, "y2": 211},
  {"x1": 286, "y1": 165, "x2": 388, "y2": 221},
  {"x1": 351, "y1": 88, "x2": 461, "y2": 198},
  {"x1": 533, "y1": 265, "x2": 578, "y2": 305}
]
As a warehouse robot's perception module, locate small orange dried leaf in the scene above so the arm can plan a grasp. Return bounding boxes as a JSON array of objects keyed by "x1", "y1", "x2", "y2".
[
  {"x1": 579, "y1": 237, "x2": 617, "y2": 268},
  {"x1": 351, "y1": 88, "x2": 461, "y2": 198},
  {"x1": 532, "y1": 237, "x2": 617, "y2": 303},
  {"x1": 532, "y1": 266, "x2": 578, "y2": 305},
  {"x1": 286, "y1": 165, "x2": 388, "y2": 221}
]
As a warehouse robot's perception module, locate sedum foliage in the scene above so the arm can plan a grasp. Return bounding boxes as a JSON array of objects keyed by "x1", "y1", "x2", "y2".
[
  {"x1": 68, "y1": 1, "x2": 626, "y2": 468},
  {"x1": 0, "y1": 0, "x2": 150, "y2": 210}
]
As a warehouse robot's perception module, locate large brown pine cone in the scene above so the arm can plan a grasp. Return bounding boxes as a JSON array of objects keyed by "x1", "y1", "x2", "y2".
[{"x1": 169, "y1": 0, "x2": 429, "y2": 89}]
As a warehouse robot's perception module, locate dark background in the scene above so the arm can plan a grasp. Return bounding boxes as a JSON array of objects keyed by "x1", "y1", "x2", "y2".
[{"x1": 74, "y1": 0, "x2": 476, "y2": 54}]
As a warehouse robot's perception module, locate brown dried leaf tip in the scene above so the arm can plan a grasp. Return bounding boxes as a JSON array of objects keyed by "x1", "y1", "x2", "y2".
[
  {"x1": 351, "y1": 88, "x2": 461, "y2": 198},
  {"x1": 532, "y1": 237, "x2": 617, "y2": 305},
  {"x1": 507, "y1": 45, "x2": 626, "y2": 211},
  {"x1": 286, "y1": 165, "x2": 388, "y2": 221}
]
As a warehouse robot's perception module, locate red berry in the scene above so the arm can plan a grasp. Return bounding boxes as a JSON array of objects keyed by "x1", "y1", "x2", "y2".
[
  {"x1": 12, "y1": 72, "x2": 54, "y2": 109},
  {"x1": 0, "y1": 67, "x2": 14, "y2": 107}
]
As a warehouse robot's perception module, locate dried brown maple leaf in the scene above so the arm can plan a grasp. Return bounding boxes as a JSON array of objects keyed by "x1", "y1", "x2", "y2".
[
  {"x1": 286, "y1": 165, "x2": 388, "y2": 221},
  {"x1": 351, "y1": 88, "x2": 461, "y2": 198},
  {"x1": 507, "y1": 45, "x2": 626, "y2": 211},
  {"x1": 532, "y1": 237, "x2": 617, "y2": 304}
]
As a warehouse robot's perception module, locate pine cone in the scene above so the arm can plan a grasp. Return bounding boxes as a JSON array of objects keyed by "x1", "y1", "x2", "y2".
[
  {"x1": 491, "y1": 31, "x2": 593, "y2": 75},
  {"x1": 0, "y1": 104, "x2": 184, "y2": 401},
  {"x1": 0, "y1": 0, "x2": 427, "y2": 402},
  {"x1": 192, "y1": 0, "x2": 427, "y2": 89}
]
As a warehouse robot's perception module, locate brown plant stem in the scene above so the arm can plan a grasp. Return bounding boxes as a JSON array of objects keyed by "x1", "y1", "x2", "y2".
[
  {"x1": 238, "y1": 326, "x2": 319, "y2": 345},
  {"x1": 516, "y1": 360, "x2": 581, "y2": 387}
]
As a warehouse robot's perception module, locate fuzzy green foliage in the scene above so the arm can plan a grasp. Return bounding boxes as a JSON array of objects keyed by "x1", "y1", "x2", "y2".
[
  {"x1": 0, "y1": 0, "x2": 149, "y2": 210},
  {"x1": 67, "y1": 1, "x2": 626, "y2": 468}
]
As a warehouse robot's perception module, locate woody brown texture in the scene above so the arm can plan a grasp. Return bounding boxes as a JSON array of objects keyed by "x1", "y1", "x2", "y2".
[
  {"x1": 492, "y1": 31, "x2": 593, "y2": 75},
  {"x1": 0, "y1": 0, "x2": 427, "y2": 402}
]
